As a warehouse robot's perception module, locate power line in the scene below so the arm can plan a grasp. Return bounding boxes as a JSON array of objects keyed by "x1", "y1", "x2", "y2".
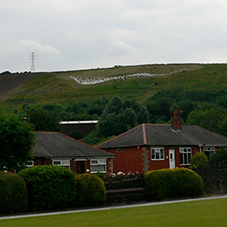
[
  {"x1": 0, "y1": 56, "x2": 27, "y2": 69},
  {"x1": 36, "y1": 56, "x2": 61, "y2": 72}
]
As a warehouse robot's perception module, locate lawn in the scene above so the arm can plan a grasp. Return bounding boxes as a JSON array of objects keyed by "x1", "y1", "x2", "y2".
[{"x1": 1, "y1": 197, "x2": 227, "y2": 227}]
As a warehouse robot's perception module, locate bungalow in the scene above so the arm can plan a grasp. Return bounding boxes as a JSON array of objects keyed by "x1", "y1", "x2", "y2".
[
  {"x1": 98, "y1": 110, "x2": 227, "y2": 174},
  {"x1": 30, "y1": 132, "x2": 114, "y2": 175}
]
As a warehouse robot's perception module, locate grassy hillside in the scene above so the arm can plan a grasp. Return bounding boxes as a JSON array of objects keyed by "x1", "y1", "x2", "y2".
[{"x1": 1, "y1": 63, "x2": 227, "y2": 109}]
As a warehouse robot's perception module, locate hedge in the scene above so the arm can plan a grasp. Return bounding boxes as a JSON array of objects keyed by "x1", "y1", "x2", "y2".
[
  {"x1": 19, "y1": 165, "x2": 78, "y2": 211},
  {"x1": 145, "y1": 168, "x2": 204, "y2": 200},
  {"x1": 76, "y1": 173, "x2": 106, "y2": 207},
  {"x1": 0, "y1": 172, "x2": 28, "y2": 214}
]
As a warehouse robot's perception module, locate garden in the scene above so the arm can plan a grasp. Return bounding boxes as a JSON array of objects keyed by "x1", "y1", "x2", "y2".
[{"x1": 0, "y1": 165, "x2": 204, "y2": 215}]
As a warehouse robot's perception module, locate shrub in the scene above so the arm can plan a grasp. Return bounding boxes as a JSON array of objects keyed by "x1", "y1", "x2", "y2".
[
  {"x1": 19, "y1": 165, "x2": 77, "y2": 211},
  {"x1": 75, "y1": 173, "x2": 106, "y2": 207},
  {"x1": 0, "y1": 172, "x2": 28, "y2": 214},
  {"x1": 144, "y1": 168, "x2": 204, "y2": 200},
  {"x1": 190, "y1": 152, "x2": 209, "y2": 168},
  {"x1": 209, "y1": 148, "x2": 227, "y2": 168}
]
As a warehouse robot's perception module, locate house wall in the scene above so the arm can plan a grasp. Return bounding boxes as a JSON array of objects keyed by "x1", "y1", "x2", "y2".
[
  {"x1": 70, "y1": 160, "x2": 77, "y2": 172},
  {"x1": 107, "y1": 159, "x2": 113, "y2": 175},
  {"x1": 106, "y1": 145, "x2": 202, "y2": 174},
  {"x1": 174, "y1": 146, "x2": 200, "y2": 168},
  {"x1": 147, "y1": 147, "x2": 169, "y2": 170},
  {"x1": 33, "y1": 158, "x2": 113, "y2": 175},
  {"x1": 106, "y1": 147, "x2": 145, "y2": 174},
  {"x1": 60, "y1": 123, "x2": 97, "y2": 138},
  {"x1": 34, "y1": 158, "x2": 52, "y2": 165}
]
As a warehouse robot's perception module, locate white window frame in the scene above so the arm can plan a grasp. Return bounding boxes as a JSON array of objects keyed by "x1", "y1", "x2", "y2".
[
  {"x1": 151, "y1": 148, "x2": 165, "y2": 160},
  {"x1": 203, "y1": 147, "x2": 215, "y2": 158},
  {"x1": 180, "y1": 148, "x2": 192, "y2": 165},
  {"x1": 25, "y1": 160, "x2": 34, "y2": 167},
  {"x1": 90, "y1": 159, "x2": 107, "y2": 173},
  {"x1": 52, "y1": 160, "x2": 70, "y2": 168}
]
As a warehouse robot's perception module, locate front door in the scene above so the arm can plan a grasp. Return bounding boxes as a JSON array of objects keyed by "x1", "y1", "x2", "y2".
[
  {"x1": 77, "y1": 161, "x2": 85, "y2": 174},
  {"x1": 169, "y1": 149, "x2": 175, "y2": 169}
]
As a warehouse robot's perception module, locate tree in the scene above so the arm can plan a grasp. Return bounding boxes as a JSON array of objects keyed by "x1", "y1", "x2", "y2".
[
  {"x1": 209, "y1": 148, "x2": 227, "y2": 168},
  {"x1": 186, "y1": 107, "x2": 227, "y2": 136},
  {"x1": 146, "y1": 98, "x2": 172, "y2": 123},
  {"x1": 97, "y1": 96, "x2": 149, "y2": 137},
  {"x1": 28, "y1": 108, "x2": 60, "y2": 131},
  {"x1": 0, "y1": 113, "x2": 35, "y2": 171},
  {"x1": 190, "y1": 152, "x2": 209, "y2": 169}
]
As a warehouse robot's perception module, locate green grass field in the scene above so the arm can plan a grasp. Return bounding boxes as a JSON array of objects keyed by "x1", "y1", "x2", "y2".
[
  {"x1": 1, "y1": 197, "x2": 227, "y2": 227},
  {"x1": 2, "y1": 63, "x2": 227, "y2": 111}
]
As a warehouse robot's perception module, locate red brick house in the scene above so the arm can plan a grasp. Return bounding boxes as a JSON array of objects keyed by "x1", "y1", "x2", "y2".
[
  {"x1": 30, "y1": 132, "x2": 114, "y2": 175},
  {"x1": 98, "y1": 110, "x2": 227, "y2": 174}
]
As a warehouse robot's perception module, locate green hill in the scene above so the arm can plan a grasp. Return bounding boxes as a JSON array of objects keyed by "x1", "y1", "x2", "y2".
[
  {"x1": 2, "y1": 63, "x2": 227, "y2": 143},
  {"x1": 2, "y1": 63, "x2": 226, "y2": 108}
]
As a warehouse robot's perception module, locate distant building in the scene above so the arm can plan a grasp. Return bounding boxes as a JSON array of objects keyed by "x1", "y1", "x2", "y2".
[{"x1": 59, "y1": 120, "x2": 98, "y2": 138}]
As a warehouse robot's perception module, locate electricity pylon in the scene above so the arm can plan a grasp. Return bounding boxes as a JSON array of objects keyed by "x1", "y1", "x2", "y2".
[{"x1": 30, "y1": 52, "x2": 35, "y2": 72}]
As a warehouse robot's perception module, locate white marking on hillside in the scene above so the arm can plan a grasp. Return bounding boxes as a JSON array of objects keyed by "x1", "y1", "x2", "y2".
[{"x1": 69, "y1": 69, "x2": 188, "y2": 85}]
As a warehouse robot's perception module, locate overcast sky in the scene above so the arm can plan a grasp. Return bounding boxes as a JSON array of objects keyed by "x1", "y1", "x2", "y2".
[{"x1": 1, "y1": 0, "x2": 227, "y2": 72}]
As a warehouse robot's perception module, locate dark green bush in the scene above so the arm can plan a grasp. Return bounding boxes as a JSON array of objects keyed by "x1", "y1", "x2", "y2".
[
  {"x1": 190, "y1": 152, "x2": 209, "y2": 168},
  {"x1": 209, "y1": 148, "x2": 227, "y2": 168},
  {"x1": 75, "y1": 173, "x2": 106, "y2": 207},
  {"x1": 0, "y1": 172, "x2": 28, "y2": 214},
  {"x1": 145, "y1": 168, "x2": 204, "y2": 200},
  {"x1": 19, "y1": 165, "x2": 77, "y2": 211}
]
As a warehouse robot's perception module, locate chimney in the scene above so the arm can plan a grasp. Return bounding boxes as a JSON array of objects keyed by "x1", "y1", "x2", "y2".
[{"x1": 172, "y1": 109, "x2": 181, "y2": 130}]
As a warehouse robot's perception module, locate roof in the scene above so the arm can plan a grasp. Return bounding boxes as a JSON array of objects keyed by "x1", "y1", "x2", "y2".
[
  {"x1": 59, "y1": 120, "x2": 98, "y2": 125},
  {"x1": 33, "y1": 132, "x2": 114, "y2": 159},
  {"x1": 98, "y1": 123, "x2": 227, "y2": 149}
]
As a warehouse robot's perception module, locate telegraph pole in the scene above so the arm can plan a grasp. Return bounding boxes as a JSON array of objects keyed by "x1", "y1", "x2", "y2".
[{"x1": 30, "y1": 52, "x2": 35, "y2": 72}]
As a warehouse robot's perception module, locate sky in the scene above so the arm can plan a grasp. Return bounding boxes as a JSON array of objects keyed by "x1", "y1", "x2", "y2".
[{"x1": 1, "y1": 0, "x2": 227, "y2": 72}]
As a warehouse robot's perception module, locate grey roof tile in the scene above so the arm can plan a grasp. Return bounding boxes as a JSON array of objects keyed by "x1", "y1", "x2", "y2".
[
  {"x1": 98, "y1": 124, "x2": 227, "y2": 149},
  {"x1": 33, "y1": 132, "x2": 114, "y2": 158}
]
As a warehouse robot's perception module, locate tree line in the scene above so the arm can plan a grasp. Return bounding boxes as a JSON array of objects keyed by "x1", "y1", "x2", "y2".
[
  {"x1": 2, "y1": 87, "x2": 227, "y2": 145},
  {"x1": 2, "y1": 86, "x2": 227, "y2": 171}
]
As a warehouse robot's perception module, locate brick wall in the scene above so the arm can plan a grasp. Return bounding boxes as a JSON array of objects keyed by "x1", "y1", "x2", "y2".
[
  {"x1": 106, "y1": 146, "x2": 202, "y2": 173},
  {"x1": 107, "y1": 147, "x2": 144, "y2": 174},
  {"x1": 34, "y1": 158, "x2": 51, "y2": 165}
]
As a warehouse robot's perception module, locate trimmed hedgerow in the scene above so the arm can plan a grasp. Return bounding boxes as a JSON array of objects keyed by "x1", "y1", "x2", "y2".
[
  {"x1": 75, "y1": 173, "x2": 106, "y2": 207},
  {"x1": 19, "y1": 165, "x2": 78, "y2": 211},
  {"x1": 0, "y1": 172, "x2": 28, "y2": 214},
  {"x1": 144, "y1": 168, "x2": 204, "y2": 200}
]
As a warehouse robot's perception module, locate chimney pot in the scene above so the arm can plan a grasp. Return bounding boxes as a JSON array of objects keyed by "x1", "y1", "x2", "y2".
[{"x1": 172, "y1": 109, "x2": 181, "y2": 130}]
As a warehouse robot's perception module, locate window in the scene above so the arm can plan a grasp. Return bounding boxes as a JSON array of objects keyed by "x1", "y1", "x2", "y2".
[
  {"x1": 52, "y1": 160, "x2": 70, "y2": 168},
  {"x1": 204, "y1": 147, "x2": 215, "y2": 158},
  {"x1": 180, "y1": 148, "x2": 192, "y2": 165},
  {"x1": 151, "y1": 148, "x2": 165, "y2": 160},
  {"x1": 25, "y1": 160, "x2": 34, "y2": 167},
  {"x1": 90, "y1": 159, "x2": 106, "y2": 173}
]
